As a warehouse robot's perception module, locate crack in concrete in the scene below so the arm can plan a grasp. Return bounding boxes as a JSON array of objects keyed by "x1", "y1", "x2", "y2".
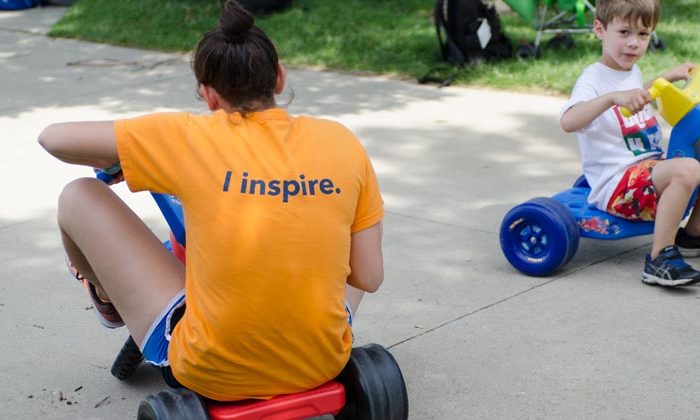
[{"x1": 387, "y1": 242, "x2": 650, "y2": 350}]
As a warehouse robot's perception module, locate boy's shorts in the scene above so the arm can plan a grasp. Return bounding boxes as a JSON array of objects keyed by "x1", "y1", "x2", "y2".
[
  {"x1": 606, "y1": 159, "x2": 660, "y2": 221},
  {"x1": 141, "y1": 291, "x2": 355, "y2": 367}
]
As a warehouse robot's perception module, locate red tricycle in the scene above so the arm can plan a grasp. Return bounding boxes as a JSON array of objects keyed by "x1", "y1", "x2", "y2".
[{"x1": 112, "y1": 335, "x2": 408, "y2": 420}]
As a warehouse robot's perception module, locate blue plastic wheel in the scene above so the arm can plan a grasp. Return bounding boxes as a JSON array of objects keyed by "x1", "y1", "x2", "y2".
[
  {"x1": 572, "y1": 175, "x2": 589, "y2": 188},
  {"x1": 500, "y1": 197, "x2": 580, "y2": 276}
]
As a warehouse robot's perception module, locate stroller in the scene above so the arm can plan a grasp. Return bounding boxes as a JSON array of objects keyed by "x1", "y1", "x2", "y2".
[{"x1": 504, "y1": 0, "x2": 665, "y2": 59}]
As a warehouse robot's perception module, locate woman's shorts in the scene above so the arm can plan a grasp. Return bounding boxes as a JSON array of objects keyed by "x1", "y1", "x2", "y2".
[
  {"x1": 141, "y1": 290, "x2": 185, "y2": 367},
  {"x1": 606, "y1": 159, "x2": 660, "y2": 221},
  {"x1": 140, "y1": 291, "x2": 354, "y2": 367}
]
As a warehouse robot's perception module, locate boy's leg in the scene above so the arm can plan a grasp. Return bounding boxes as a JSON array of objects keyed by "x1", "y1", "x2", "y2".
[
  {"x1": 673, "y1": 192, "x2": 700, "y2": 257},
  {"x1": 682, "y1": 198, "x2": 700, "y2": 234},
  {"x1": 636, "y1": 158, "x2": 700, "y2": 286},
  {"x1": 57, "y1": 178, "x2": 185, "y2": 345},
  {"x1": 650, "y1": 158, "x2": 700, "y2": 258}
]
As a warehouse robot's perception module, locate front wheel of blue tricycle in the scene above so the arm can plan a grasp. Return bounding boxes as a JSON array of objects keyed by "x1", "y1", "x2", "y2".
[{"x1": 500, "y1": 197, "x2": 580, "y2": 276}]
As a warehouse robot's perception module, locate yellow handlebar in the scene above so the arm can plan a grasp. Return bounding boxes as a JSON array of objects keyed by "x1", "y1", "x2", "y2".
[
  {"x1": 619, "y1": 69, "x2": 700, "y2": 126},
  {"x1": 619, "y1": 86, "x2": 660, "y2": 118}
]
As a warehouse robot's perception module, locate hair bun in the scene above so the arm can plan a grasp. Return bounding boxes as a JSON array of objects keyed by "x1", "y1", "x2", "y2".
[{"x1": 220, "y1": 0, "x2": 254, "y2": 39}]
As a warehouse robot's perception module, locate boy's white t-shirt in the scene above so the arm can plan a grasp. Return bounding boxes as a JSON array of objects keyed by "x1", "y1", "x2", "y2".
[{"x1": 562, "y1": 62, "x2": 663, "y2": 209}]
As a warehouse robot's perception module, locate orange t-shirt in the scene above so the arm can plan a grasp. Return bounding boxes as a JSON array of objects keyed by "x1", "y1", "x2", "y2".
[{"x1": 114, "y1": 108, "x2": 383, "y2": 401}]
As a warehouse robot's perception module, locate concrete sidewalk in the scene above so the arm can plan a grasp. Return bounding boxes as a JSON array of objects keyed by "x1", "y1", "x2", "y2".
[{"x1": 2, "y1": 6, "x2": 700, "y2": 420}]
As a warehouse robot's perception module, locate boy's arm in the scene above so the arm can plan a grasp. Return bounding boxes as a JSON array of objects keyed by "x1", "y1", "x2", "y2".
[
  {"x1": 644, "y1": 63, "x2": 696, "y2": 89},
  {"x1": 347, "y1": 222, "x2": 383, "y2": 293},
  {"x1": 560, "y1": 89, "x2": 650, "y2": 132},
  {"x1": 38, "y1": 121, "x2": 118, "y2": 170}
]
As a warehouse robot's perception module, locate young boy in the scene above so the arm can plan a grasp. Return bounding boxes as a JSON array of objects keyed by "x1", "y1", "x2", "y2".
[{"x1": 560, "y1": 0, "x2": 699, "y2": 287}]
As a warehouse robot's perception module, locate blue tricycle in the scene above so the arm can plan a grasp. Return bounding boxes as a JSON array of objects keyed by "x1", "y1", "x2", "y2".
[{"x1": 500, "y1": 75, "x2": 700, "y2": 276}]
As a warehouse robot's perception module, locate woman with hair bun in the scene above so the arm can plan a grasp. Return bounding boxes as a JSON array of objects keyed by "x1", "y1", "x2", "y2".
[{"x1": 38, "y1": 0, "x2": 384, "y2": 401}]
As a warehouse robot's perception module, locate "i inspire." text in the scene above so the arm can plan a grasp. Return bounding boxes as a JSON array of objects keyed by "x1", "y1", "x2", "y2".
[{"x1": 222, "y1": 171, "x2": 342, "y2": 203}]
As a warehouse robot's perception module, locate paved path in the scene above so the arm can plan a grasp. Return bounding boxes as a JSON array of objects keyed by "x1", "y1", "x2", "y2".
[{"x1": 1, "y1": 5, "x2": 699, "y2": 420}]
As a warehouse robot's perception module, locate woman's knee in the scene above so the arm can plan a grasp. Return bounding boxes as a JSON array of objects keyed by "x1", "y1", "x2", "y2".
[{"x1": 57, "y1": 178, "x2": 112, "y2": 227}]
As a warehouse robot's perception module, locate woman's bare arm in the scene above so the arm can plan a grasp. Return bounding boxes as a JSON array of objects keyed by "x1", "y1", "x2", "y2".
[{"x1": 38, "y1": 121, "x2": 118, "y2": 169}]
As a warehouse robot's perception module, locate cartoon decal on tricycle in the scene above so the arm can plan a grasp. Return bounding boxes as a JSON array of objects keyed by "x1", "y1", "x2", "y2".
[{"x1": 500, "y1": 72, "x2": 700, "y2": 277}]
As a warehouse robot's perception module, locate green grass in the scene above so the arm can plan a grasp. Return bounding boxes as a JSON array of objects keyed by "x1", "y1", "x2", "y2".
[
  {"x1": 49, "y1": 0, "x2": 700, "y2": 95},
  {"x1": 49, "y1": 0, "x2": 221, "y2": 51}
]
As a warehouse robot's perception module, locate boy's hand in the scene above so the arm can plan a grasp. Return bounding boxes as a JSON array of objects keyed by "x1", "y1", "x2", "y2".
[
  {"x1": 662, "y1": 63, "x2": 696, "y2": 83},
  {"x1": 611, "y1": 89, "x2": 651, "y2": 115}
]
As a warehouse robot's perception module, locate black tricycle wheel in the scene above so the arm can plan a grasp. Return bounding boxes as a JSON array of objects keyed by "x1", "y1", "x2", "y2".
[
  {"x1": 336, "y1": 343, "x2": 409, "y2": 420},
  {"x1": 111, "y1": 336, "x2": 144, "y2": 380},
  {"x1": 137, "y1": 388, "x2": 209, "y2": 420}
]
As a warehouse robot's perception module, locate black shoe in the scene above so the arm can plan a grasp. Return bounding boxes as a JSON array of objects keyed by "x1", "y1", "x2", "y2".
[
  {"x1": 641, "y1": 245, "x2": 700, "y2": 287},
  {"x1": 675, "y1": 227, "x2": 700, "y2": 257}
]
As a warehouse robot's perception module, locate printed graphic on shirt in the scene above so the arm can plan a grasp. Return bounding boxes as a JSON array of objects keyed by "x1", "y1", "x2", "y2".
[
  {"x1": 613, "y1": 106, "x2": 662, "y2": 157},
  {"x1": 222, "y1": 170, "x2": 342, "y2": 203}
]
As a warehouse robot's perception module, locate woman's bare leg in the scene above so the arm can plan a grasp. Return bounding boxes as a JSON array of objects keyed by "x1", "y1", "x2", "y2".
[{"x1": 57, "y1": 178, "x2": 184, "y2": 344}]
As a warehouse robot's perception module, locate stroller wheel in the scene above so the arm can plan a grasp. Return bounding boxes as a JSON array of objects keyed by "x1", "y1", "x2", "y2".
[
  {"x1": 547, "y1": 34, "x2": 574, "y2": 50},
  {"x1": 515, "y1": 44, "x2": 540, "y2": 60},
  {"x1": 650, "y1": 36, "x2": 666, "y2": 52}
]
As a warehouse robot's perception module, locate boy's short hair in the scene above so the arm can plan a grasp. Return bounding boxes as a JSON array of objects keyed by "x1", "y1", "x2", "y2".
[{"x1": 596, "y1": 0, "x2": 661, "y2": 29}]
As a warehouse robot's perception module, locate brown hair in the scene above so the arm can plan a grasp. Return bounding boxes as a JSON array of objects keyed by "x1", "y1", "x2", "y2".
[
  {"x1": 193, "y1": 0, "x2": 279, "y2": 112},
  {"x1": 595, "y1": 0, "x2": 661, "y2": 29}
]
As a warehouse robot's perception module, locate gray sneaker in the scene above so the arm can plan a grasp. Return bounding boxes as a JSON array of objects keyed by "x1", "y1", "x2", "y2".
[{"x1": 641, "y1": 245, "x2": 700, "y2": 287}]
